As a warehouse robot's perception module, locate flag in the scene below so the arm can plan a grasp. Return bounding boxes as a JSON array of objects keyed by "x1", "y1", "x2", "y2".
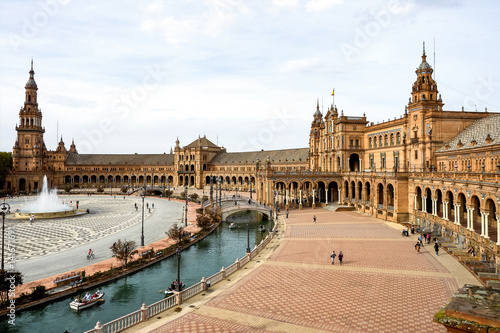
[{"x1": 331, "y1": 88, "x2": 335, "y2": 96}]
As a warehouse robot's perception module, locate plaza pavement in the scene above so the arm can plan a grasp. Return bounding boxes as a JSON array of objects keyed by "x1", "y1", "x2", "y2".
[
  {"x1": 127, "y1": 206, "x2": 481, "y2": 333},
  {"x1": 1, "y1": 194, "x2": 189, "y2": 292}
]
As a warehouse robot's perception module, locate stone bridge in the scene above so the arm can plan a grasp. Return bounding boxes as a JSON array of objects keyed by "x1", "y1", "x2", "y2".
[{"x1": 202, "y1": 196, "x2": 273, "y2": 221}]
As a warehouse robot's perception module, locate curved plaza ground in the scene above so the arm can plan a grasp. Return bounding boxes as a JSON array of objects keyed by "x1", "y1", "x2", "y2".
[{"x1": 126, "y1": 206, "x2": 481, "y2": 333}]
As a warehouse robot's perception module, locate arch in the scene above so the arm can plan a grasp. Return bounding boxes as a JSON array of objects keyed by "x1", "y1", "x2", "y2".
[
  {"x1": 436, "y1": 189, "x2": 443, "y2": 218},
  {"x1": 123, "y1": 175, "x2": 129, "y2": 183},
  {"x1": 348, "y1": 153, "x2": 360, "y2": 172},
  {"x1": 91, "y1": 175, "x2": 98, "y2": 184},
  {"x1": 396, "y1": 132, "x2": 401, "y2": 144},
  {"x1": 471, "y1": 195, "x2": 481, "y2": 234},
  {"x1": 377, "y1": 183, "x2": 384, "y2": 208},
  {"x1": 65, "y1": 175, "x2": 71, "y2": 184},
  {"x1": 168, "y1": 175, "x2": 174, "y2": 184},
  {"x1": 344, "y1": 180, "x2": 349, "y2": 201},
  {"x1": 387, "y1": 184, "x2": 395, "y2": 209},
  {"x1": 160, "y1": 176, "x2": 166, "y2": 183},
  {"x1": 179, "y1": 175, "x2": 184, "y2": 186},
  {"x1": 83, "y1": 175, "x2": 89, "y2": 184},
  {"x1": 457, "y1": 193, "x2": 467, "y2": 227},
  {"x1": 146, "y1": 175, "x2": 152, "y2": 184},
  {"x1": 205, "y1": 176, "x2": 211, "y2": 185},
  {"x1": 190, "y1": 175, "x2": 195, "y2": 186},
  {"x1": 190, "y1": 164, "x2": 195, "y2": 172},
  {"x1": 327, "y1": 181, "x2": 339, "y2": 202},
  {"x1": 73, "y1": 175, "x2": 80, "y2": 184},
  {"x1": 390, "y1": 133, "x2": 394, "y2": 145},
  {"x1": 425, "y1": 188, "x2": 432, "y2": 214},
  {"x1": 116, "y1": 175, "x2": 121, "y2": 184},
  {"x1": 350, "y1": 181, "x2": 356, "y2": 200},
  {"x1": 485, "y1": 198, "x2": 497, "y2": 243},
  {"x1": 185, "y1": 164, "x2": 189, "y2": 172},
  {"x1": 238, "y1": 176, "x2": 243, "y2": 186},
  {"x1": 153, "y1": 175, "x2": 159, "y2": 184},
  {"x1": 131, "y1": 175, "x2": 136, "y2": 184},
  {"x1": 99, "y1": 175, "x2": 105, "y2": 184},
  {"x1": 19, "y1": 178, "x2": 26, "y2": 191},
  {"x1": 365, "y1": 182, "x2": 371, "y2": 205},
  {"x1": 357, "y1": 181, "x2": 362, "y2": 202},
  {"x1": 317, "y1": 181, "x2": 326, "y2": 203},
  {"x1": 107, "y1": 175, "x2": 113, "y2": 184},
  {"x1": 445, "y1": 190, "x2": 454, "y2": 222},
  {"x1": 415, "y1": 187, "x2": 423, "y2": 211}
]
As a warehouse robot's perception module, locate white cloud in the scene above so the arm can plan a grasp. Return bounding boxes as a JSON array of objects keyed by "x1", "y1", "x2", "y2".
[
  {"x1": 305, "y1": 0, "x2": 344, "y2": 12},
  {"x1": 280, "y1": 57, "x2": 323, "y2": 73},
  {"x1": 272, "y1": 0, "x2": 299, "y2": 8}
]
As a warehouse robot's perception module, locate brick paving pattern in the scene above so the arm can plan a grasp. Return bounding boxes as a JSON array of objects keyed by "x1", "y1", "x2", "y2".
[
  {"x1": 207, "y1": 265, "x2": 453, "y2": 332},
  {"x1": 286, "y1": 223, "x2": 401, "y2": 239},
  {"x1": 150, "y1": 313, "x2": 275, "y2": 333}
]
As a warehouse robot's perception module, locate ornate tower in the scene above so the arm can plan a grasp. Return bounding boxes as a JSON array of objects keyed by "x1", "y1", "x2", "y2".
[
  {"x1": 12, "y1": 60, "x2": 45, "y2": 174},
  {"x1": 309, "y1": 100, "x2": 325, "y2": 171}
]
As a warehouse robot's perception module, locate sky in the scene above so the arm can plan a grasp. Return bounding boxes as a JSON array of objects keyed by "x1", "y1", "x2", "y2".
[{"x1": 0, "y1": 0, "x2": 499, "y2": 154}]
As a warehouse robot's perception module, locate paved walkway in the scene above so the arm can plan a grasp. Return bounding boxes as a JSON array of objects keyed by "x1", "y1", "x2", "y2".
[{"x1": 126, "y1": 206, "x2": 480, "y2": 333}]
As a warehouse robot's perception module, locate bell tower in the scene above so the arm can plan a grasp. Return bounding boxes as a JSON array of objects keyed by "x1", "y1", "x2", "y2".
[
  {"x1": 309, "y1": 100, "x2": 325, "y2": 171},
  {"x1": 12, "y1": 60, "x2": 45, "y2": 175}
]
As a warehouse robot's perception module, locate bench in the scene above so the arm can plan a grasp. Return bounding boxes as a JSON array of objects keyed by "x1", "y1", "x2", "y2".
[
  {"x1": 53, "y1": 271, "x2": 82, "y2": 287},
  {"x1": 139, "y1": 249, "x2": 154, "y2": 259}
]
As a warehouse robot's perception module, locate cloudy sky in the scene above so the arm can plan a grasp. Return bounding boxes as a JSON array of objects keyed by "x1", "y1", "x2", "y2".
[{"x1": 1, "y1": 0, "x2": 499, "y2": 154}]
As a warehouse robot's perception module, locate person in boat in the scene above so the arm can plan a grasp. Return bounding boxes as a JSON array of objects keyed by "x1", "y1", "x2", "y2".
[
  {"x1": 82, "y1": 292, "x2": 91, "y2": 302},
  {"x1": 93, "y1": 289, "x2": 101, "y2": 298},
  {"x1": 169, "y1": 280, "x2": 177, "y2": 291}
]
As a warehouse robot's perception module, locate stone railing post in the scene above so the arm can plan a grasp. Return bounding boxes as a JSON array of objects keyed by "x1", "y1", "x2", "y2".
[
  {"x1": 94, "y1": 321, "x2": 102, "y2": 333},
  {"x1": 141, "y1": 303, "x2": 147, "y2": 321},
  {"x1": 221, "y1": 267, "x2": 226, "y2": 280},
  {"x1": 201, "y1": 277, "x2": 207, "y2": 291},
  {"x1": 174, "y1": 291, "x2": 183, "y2": 305},
  {"x1": 236, "y1": 257, "x2": 240, "y2": 269}
]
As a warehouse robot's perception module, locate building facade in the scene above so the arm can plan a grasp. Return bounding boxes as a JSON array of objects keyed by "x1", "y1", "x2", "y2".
[{"x1": 3, "y1": 46, "x2": 500, "y2": 268}]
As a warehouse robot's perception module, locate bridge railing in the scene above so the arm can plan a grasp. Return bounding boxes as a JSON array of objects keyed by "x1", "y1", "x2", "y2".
[{"x1": 84, "y1": 222, "x2": 280, "y2": 333}]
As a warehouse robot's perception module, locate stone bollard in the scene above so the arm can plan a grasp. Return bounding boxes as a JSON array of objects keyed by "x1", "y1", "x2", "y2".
[
  {"x1": 94, "y1": 321, "x2": 102, "y2": 333},
  {"x1": 221, "y1": 266, "x2": 226, "y2": 280},
  {"x1": 140, "y1": 303, "x2": 147, "y2": 322},
  {"x1": 236, "y1": 257, "x2": 240, "y2": 269}
]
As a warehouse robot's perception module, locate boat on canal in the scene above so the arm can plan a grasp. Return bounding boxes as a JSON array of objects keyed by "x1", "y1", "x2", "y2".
[{"x1": 69, "y1": 291, "x2": 105, "y2": 311}]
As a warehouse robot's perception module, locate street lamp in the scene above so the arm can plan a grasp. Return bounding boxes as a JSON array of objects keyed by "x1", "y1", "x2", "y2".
[
  {"x1": 1, "y1": 202, "x2": 10, "y2": 271},
  {"x1": 176, "y1": 247, "x2": 182, "y2": 291},
  {"x1": 124, "y1": 241, "x2": 129, "y2": 269},
  {"x1": 141, "y1": 191, "x2": 145, "y2": 247},
  {"x1": 246, "y1": 222, "x2": 251, "y2": 253},
  {"x1": 249, "y1": 178, "x2": 252, "y2": 202},
  {"x1": 184, "y1": 184, "x2": 188, "y2": 227},
  {"x1": 219, "y1": 177, "x2": 222, "y2": 208}
]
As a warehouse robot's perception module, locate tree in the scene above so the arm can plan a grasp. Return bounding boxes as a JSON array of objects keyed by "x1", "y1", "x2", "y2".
[
  {"x1": 166, "y1": 223, "x2": 183, "y2": 242},
  {"x1": 0, "y1": 269, "x2": 23, "y2": 303},
  {"x1": 121, "y1": 185, "x2": 129, "y2": 193},
  {"x1": 0, "y1": 152, "x2": 13, "y2": 190},
  {"x1": 180, "y1": 191, "x2": 186, "y2": 199},
  {"x1": 189, "y1": 193, "x2": 199, "y2": 202},
  {"x1": 110, "y1": 239, "x2": 138, "y2": 268},
  {"x1": 163, "y1": 190, "x2": 173, "y2": 199},
  {"x1": 64, "y1": 185, "x2": 72, "y2": 193},
  {"x1": 196, "y1": 213, "x2": 212, "y2": 231}
]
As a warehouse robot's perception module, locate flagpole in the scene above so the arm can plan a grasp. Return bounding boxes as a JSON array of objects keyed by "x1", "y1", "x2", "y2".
[{"x1": 332, "y1": 87, "x2": 335, "y2": 109}]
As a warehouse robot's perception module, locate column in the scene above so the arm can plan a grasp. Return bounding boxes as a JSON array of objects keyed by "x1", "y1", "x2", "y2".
[
  {"x1": 422, "y1": 196, "x2": 426, "y2": 212},
  {"x1": 496, "y1": 214, "x2": 500, "y2": 246},
  {"x1": 299, "y1": 190, "x2": 303, "y2": 210},
  {"x1": 432, "y1": 199, "x2": 437, "y2": 216},
  {"x1": 468, "y1": 207, "x2": 474, "y2": 231},
  {"x1": 455, "y1": 204, "x2": 461, "y2": 225},
  {"x1": 480, "y1": 212, "x2": 485, "y2": 237},
  {"x1": 325, "y1": 188, "x2": 328, "y2": 204},
  {"x1": 338, "y1": 189, "x2": 341, "y2": 204},
  {"x1": 414, "y1": 195, "x2": 418, "y2": 210},
  {"x1": 443, "y1": 201, "x2": 448, "y2": 220},
  {"x1": 483, "y1": 212, "x2": 489, "y2": 239},
  {"x1": 312, "y1": 189, "x2": 316, "y2": 205}
]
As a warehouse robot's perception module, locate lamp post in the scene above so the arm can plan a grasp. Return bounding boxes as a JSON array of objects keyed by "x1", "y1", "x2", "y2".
[
  {"x1": 246, "y1": 222, "x2": 251, "y2": 253},
  {"x1": 124, "y1": 241, "x2": 129, "y2": 269},
  {"x1": 184, "y1": 184, "x2": 188, "y2": 227},
  {"x1": 210, "y1": 176, "x2": 213, "y2": 202},
  {"x1": 1, "y1": 203, "x2": 10, "y2": 271},
  {"x1": 249, "y1": 178, "x2": 252, "y2": 202},
  {"x1": 219, "y1": 177, "x2": 222, "y2": 207},
  {"x1": 141, "y1": 190, "x2": 145, "y2": 247},
  {"x1": 176, "y1": 247, "x2": 182, "y2": 291},
  {"x1": 273, "y1": 178, "x2": 277, "y2": 222}
]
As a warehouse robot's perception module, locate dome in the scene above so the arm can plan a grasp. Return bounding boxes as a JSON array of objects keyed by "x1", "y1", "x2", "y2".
[
  {"x1": 25, "y1": 77, "x2": 37, "y2": 88},
  {"x1": 418, "y1": 60, "x2": 431, "y2": 70}
]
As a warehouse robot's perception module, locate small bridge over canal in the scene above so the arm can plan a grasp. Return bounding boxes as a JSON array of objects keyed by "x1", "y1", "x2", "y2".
[{"x1": 202, "y1": 196, "x2": 273, "y2": 221}]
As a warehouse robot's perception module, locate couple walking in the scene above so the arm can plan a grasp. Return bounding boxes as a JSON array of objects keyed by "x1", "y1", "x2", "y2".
[{"x1": 330, "y1": 250, "x2": 343, "y2": 265}]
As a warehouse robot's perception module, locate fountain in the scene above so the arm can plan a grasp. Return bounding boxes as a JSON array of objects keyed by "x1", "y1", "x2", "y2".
[{"x1": 15, "y1": 176, "x2": 79, "y2": 219}]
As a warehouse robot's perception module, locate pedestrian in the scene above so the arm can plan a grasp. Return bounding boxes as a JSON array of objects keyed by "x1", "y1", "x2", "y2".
[
  {"x1": 418, "y1": 234, "x2": 423, "y2": 246},
  {"x1": 338, "y1": 251, "x2": 343, "y2": 265},
  {"x1": 434, "y1": 242, "x2": 439, "y2": 256},
  {"x1": 415, "y1": 242, "x2": 421, "y2": 253},
  {"x1": 286, "y1": 210, "x2": 289, "y2": 218},
  {"x1": 152, "y1": 203, "x2": 154, "y2": 209},
  {"x1": 313, "y1": 215, "x2": 316, "y2": 223},
  {"x1": 427, "y1": 233, "x2": 431, "y2": 244},
  {"x1": 330, "y1": 250, "x2": 336, "y2": 264},
  {"x1": 411, "y1": 226, "x2": 415, "y2": 234}
]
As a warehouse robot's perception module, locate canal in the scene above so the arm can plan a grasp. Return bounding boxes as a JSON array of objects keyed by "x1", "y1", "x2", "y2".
[{"x1": 1, "y1": 212, "x2": 272, "y2": 333}]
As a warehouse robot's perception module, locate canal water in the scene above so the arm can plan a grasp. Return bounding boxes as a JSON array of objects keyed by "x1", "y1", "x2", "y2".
[{"x1": 2, "y1": 212, "x2": 271, "y2": 333}]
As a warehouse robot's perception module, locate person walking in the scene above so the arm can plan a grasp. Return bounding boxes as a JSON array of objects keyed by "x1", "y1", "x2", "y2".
[
  {"x1": 415, "y1": 242, "x2": 421, "y2": 253},
  {"x1": 330, "y1": 250, "x2": 336, "y2": 265},
  {"x1": 313, "y1": 215, "x2": 316, "y2": 223},
  {"x1": 434, "y1": 242, "x2": 439, "y2": 256},
  {"x1": 427, "y1": 233, "x2": 431, "y2": 244},
  {"x1": 286, "y1": 210, "x2": 289, "y2": 218},
  {"x1": 418, "y1": 234, "x2": 424, "y2": 246},
  {"x1": 338, "y1": 251, "x2": 343, "y2": 265}
]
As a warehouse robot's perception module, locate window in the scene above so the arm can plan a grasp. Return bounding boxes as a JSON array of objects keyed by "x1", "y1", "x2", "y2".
[
  {"x1": 384, "y1": 135, "x2": 388, "y2": 146},
  {"x1": 414, "y1": 150, "x2": 418, "y2": 160},
  {"x1": 369, "y1": 138, "x2": 372, "y2": 148},
  {"x1": 396, "y1": 132, "x2": 401, "y2": 144},
  {"x1": 390, "y1": 134, "x2": 394, "y2": 145}
]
